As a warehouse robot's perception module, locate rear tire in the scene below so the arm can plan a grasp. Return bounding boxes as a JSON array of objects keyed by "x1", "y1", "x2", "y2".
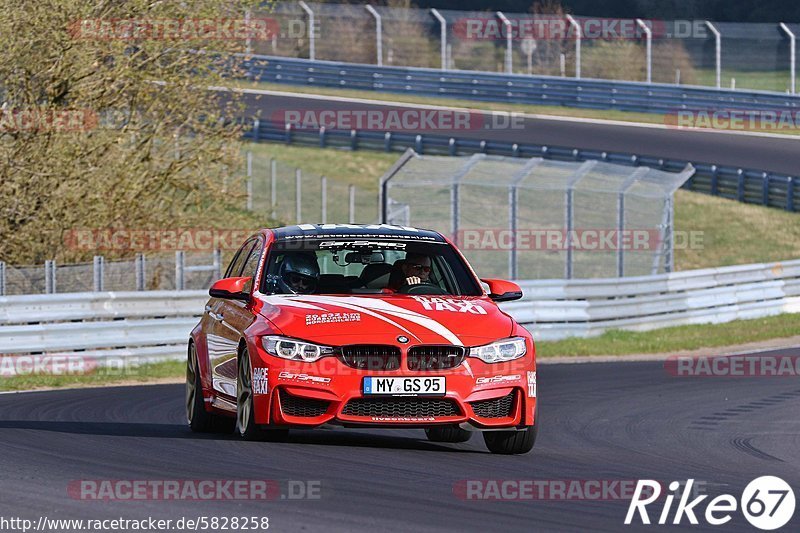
[
  {"x1": 425, "y1": 426, "x2": 472, "y2": 443},
  {"x1": 236, "y1": 346, "x2": 289, "y2": 442},
  {"x1": 187, "y1": 343, "x2": 234, "y2": 433}
]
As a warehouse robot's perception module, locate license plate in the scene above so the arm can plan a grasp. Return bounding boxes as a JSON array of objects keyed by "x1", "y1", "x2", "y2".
[{"x1": 363, "y1": 376, "x2": 446, "y2": 396}]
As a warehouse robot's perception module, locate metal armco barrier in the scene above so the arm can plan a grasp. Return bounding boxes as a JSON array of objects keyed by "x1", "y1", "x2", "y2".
[
  {"x1": 241, "y1": 55, "x2": 800, "y2": 115},
  {"x1": 242, "y1": 122, "x2": 797, "y2": 212},
  {"x1": 508, "y1": 259, "x2": 800, "y2": 341},
  {"x1": 1, "y1": 259, "x2": 798, "y2": 375}
]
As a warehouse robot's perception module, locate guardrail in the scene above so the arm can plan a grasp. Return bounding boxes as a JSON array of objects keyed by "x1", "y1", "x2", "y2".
[
  {"x1": 0, "y1": 291, "x2": 207, "y2": 375},
  {"x1": 243, "y1": 122, "x2": 797, "y2": 212},
  {"x1": 242, "y1": 55, "x2": 800, "y2": 115},
  {"x1": 1, "y1": 259, "x2": 798, "y2": 375},
  {"x1": 508, "y1": 259, "x2": 800, "y2": 341}
]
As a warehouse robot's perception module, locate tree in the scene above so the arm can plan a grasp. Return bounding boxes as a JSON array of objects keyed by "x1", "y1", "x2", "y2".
[{"x1": 0, "y1": 0, "x2": 268, "y2": 264}]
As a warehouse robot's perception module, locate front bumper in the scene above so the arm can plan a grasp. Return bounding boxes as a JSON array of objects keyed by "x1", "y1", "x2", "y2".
[{"x1": 249, "y1": 345, "x2": 537, "y2": 430}]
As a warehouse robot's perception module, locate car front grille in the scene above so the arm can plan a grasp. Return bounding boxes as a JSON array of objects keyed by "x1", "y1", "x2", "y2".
[
  {"x1": 470, "y1": 392, "x2": 515, "y2": 418},
  {"x1": 339, "y1": 345, "x2": 401, "y2": 371},
  {"x1": 342, "y1": 397, "x2": 460, "y2": 418},
  {"x1": 407, "y1": 345, "x2": 465, "y2": 371},
  {"x1": 279, "y1": 390, "x2": 330, "y2": 418}
]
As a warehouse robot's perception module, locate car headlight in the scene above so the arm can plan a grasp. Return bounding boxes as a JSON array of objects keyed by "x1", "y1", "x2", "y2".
[
  {"x1": 262, "y1": 336, "x2": 335, "y2": 363},
  {"x1": 468, "y1": 337, "x2": 527, "y2": 363}
]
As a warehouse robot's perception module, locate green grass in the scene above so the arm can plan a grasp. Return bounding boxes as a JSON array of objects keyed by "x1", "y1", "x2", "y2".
[
  {"x1": 0, "y1": 360, "x2": 184, "y2": 392},
  {"x1": 245, "y1": 142, "x2": 396, "y2": 192},
  {"x1": 535, "y1": 313, "x2": 800, "y2": 357},
  {"x1": 673, "y1": 189, "x2": 800, "y2": 270},
  {"x1": 694, "y1": 68, "x2": 794, "y2": 93}
]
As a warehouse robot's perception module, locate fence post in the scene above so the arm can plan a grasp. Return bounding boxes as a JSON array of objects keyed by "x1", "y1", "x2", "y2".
[
  {"x1": 213, "y1": 249, "x2": 222, "y2": 280},
  {"x1": 45, "y1": 260, "x2": 56, "y2": 294},
  {"x1": 365, "y1": 5, "x2": 383, "y2": 66},
  {"x1": 449, "y1": 138, "x2": 456, "y2": 155},
  {"x1": 295, "y1": 168, "x2": 302, "y2": 224},
  {"x1": 762, "y1": 172, "x2": 770, "y2": 206},
  {"x1": 93, "y1": 255, "x2": 105, "y2": 292},
  {"x1": 135, "y1": 253, "x2": 146, "y2": 291},
  {"x1": 244, "y1": 10, "x2": 252, "y2": 55},
  {"x1": 384, "y1": 132, "x2": 392, "y2": 152},
  {"x1": 321, "y1": 176, "x2": 327, "y2": 224},
  {"x1": 350, "y1": 129, "x2": 358, "y2": 150},
  {"x1": 787, "y1": 177, "x2": 795, "y2": 211},
  {"x1": 509, "y1": 183, "x2": 517, "y2": 279},
  {"x1": 270, "y1": 158, "x2": 277, "y2": 220},
  {"x1": 349, "y1": 185, "x2": 356, "y2": 224},
  {"x1": 567, "y1": 15, "x2": 582, "y2": 78},
  {"x1": 299, "y1": 1, "x2": 315, "y2": 61},
  {"x1": 705, "y1": 21, "x2": 721, "y2": 89},
  {"x1": 780, "y1": 23, "x2": 796, "y2": 94},
  {"x1": 636, "y1": 19, "x2": 652, "y2": 83},
  {"x1": 710, "y1": 165, "x2": 719, "y2": 196},
  {"x1": 175, "y1": 251, "x2": 185, "y2": 291},
  {"x1": 252, "y1": 118, "x2": 260, "y2": 142},
  {"x1": 0, "y1": 261, "x2": 5, "y2": 296},
  {"x1": 319, "y1": 126, "x2": 326, "y2": 148},
  {"x1": 616, "y1": 193, "x2": 625, "y2": 277},
  {"x1": 415, "y1": 134, "x2": 423, "y2": 153},
  {"x1": 246, "y1": 150, "x2": 253, "y2": 211},
  {"x1": 284, "y1": 123, "x2": 293, "y2": 144},
  {"x1": 737, "y1": 169, "x2": 745, "y2": 202},
  {"x1": 496, "y1": 11, "x2": 512, "y2": 74},
  {"x1": 431, "y1": 8, "x2": 447, "y2": 70}
]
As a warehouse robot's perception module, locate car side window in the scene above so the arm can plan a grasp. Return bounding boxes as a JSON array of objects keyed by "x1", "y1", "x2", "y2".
[
  {"x1": 225, "y1": 239, "x2": 255, "y2": 278},
  {"x1": 241, "y1": 239, "x2": 264, "y2": 279}
]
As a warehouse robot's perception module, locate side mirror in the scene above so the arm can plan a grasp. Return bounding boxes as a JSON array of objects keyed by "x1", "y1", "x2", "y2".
[
  {"x1": 209, "y1": 277, "x2": 252, "y2": 302},
  {"x1": 482, "y1": 278, "x2": 523, "y2": 302}
]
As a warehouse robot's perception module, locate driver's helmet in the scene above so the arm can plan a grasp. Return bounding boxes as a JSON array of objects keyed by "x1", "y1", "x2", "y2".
[{"x1": 278, "y1": 253, "x2": 320, "y2": 294}]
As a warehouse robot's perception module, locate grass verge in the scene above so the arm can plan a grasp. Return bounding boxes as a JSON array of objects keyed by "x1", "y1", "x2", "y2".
[
  {"x1": 535, "y1": 313, "x2": 800, "y2": 358},
  {"x1": 0, "y1": 360, "x2": 184, "y2": 392}
]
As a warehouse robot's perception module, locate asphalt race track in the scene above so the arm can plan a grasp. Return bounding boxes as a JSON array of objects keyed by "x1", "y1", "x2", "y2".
[
  {"x1": 2, "y1": 352, "x2": 798, "y2": 532},
  {"x1": 242, "y1": 92, "x2": 800, "y2": 175}
]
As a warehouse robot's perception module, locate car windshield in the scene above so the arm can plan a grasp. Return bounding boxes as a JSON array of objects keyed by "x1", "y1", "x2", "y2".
[{"x1": 261, "y1": 238, "x2": 482, "y2": 296}]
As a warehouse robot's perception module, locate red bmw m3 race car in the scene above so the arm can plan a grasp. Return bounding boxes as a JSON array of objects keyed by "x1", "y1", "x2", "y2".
[{"x1": 187, "y1": 224, "x2": 538, "y2": 454}]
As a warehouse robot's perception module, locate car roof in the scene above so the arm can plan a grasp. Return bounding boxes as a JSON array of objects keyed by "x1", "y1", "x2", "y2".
[{"x1": 269, "y1": 224, "x2": 447, "y2": 243}]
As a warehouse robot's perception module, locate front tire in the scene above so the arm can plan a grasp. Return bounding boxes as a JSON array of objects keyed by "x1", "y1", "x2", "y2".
[
  {"x1": 187, "y1": 343, "x2": 234, "y2": 433},
  {"x1": 483, "y1": 425, "x2": 537, "y2": 454},
  {"x1": 483, "y1": 402, "x2": 538, "y2": 455},
  {"x1": 425, "y1": 426, "x2": 472, "y2": 443},
  {"x1": 236, "y1": 346, "x2": 288, "y2": 442}
]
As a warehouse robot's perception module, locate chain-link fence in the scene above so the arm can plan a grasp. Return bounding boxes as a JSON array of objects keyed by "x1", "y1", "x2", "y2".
[
  {"x1": 247, "y1": 2, "x2": 799, "y2": 93},
  {"x1": 243, "y1": 150, "x2": 378, "y2": 225},
  {"x1": 383, "y1": 152, "x2": 695, "y2": 280}
]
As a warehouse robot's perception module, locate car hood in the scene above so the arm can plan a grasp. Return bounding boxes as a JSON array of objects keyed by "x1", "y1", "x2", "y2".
[{"x1": 254, "y1": 293, "x2": 513, "y2": 346}]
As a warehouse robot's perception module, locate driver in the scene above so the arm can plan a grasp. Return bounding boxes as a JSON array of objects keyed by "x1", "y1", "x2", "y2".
[
  {"x1": 389, "y1": 253, "x2": 432, "y2": 290},
  {"x1": 277, "y1": 253, "x2": 320, "y2": 294}
]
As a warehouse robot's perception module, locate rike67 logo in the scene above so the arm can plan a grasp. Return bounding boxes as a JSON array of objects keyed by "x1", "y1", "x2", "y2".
[{"x1": 626, "y1": 477, "x2": 795, "y2": 530}]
